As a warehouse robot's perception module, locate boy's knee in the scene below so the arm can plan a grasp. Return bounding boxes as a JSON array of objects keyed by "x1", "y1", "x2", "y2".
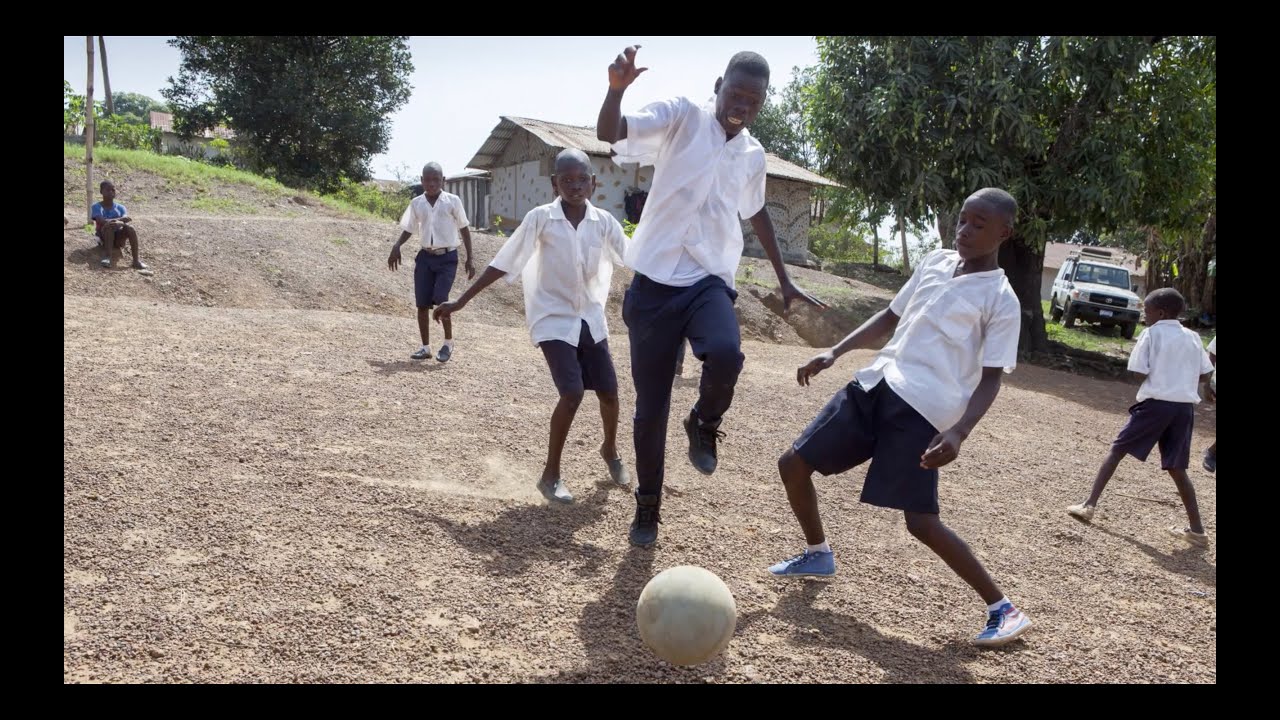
[
  {"x1": 778, "y1": 448, "x2": 808, "y2": 482},
  {"x1": 904, "y1": 512, "x2": 938, "y2": 540},
  {"x1": 701, "y1": 342, "x2": 744, "y2": 374},
  {"x1": 596, "y1": 391, "x2": 619, "y2": 405},
  {"x1": 559, "y1": 389, "x2": 585, "y2": 408}
]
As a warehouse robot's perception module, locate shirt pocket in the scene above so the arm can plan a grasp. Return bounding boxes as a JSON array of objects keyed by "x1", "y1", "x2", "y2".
[
  {"x1": 583, "y1": 232, "x2": 604, "y2": 278},
  {"x1": 929, "y1": 293, "x2": 982, "y2": 345}
]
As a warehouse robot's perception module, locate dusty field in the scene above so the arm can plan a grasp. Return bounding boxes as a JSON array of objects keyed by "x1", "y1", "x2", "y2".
[{"x1": 64, "y1": 160, "x2": 1216, "y2": 683}]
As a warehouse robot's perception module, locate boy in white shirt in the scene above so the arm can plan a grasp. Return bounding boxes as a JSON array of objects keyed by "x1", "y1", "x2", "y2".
[
  {"x1": 387, "y1": 163, "x2": 475, "y2": 363},
  {"x1": 596, "y1": 45, "x2": 826, "y2": 547},
  {"x1": 767, "y1": 188, "x2": 1033, "y2": 648},
  {"x1": 434, "y1": 150, "x2": 631, "y2": 504},
  {"x1": 1068, "y1": 289, "x2": 1215, "y2": 545}
]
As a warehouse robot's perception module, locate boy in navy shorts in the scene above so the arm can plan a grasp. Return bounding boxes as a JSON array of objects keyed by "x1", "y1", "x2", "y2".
[
  {"x1": 388, "y1": 163, "x2": 475, "y2": 363},
  {"x1": 435, "y1": 149, "x2": 631, "y2": 503},
  {"x1": 1068, "y1": 288, "x2": 1215, "y2": 546},
  {"x1": 767, "y1": 188, "x2": 1033, "y2": 647}
]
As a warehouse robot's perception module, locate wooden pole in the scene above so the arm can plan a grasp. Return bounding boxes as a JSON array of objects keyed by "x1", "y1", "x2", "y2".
[
  {"x1": 86, "y1": 36, "x2": 95, "y2": 222},
  {"x1": 98, "y1": 36, "x2": 113, "y2": 115}
]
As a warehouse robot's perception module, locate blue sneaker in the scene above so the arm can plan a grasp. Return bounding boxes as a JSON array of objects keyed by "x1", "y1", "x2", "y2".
[
  {"x1": 768, "y1": 550, "x2": 836, "y2": 578},
  {"x1": 437, "y1": 343, "x2": 452, "y2": 363},
  {"x1": 973, "y1": 603, "x2": 1032, "y2": 647}
]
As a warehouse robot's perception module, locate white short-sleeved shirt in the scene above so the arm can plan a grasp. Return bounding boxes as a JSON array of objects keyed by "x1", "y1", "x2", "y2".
[
  {"x1": 399, "y1": 192, "x2": 469, "y2": 250},
  {"x1": 489, "y1": 198, "x2": 628, "y2": 347},
  {"x1": 1128, "y1": 321, "x2": 1214, "y2": 403},
  {"x1": 611, "y1": 96, "x2": 766, "y2": 289},
  {"x1": 854, "y1": 249, "x2": 1022, "y2": 432}
]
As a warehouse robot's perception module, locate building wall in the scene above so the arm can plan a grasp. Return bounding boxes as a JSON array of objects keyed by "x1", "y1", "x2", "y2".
[
  {"x1": 444, "y1": 177, "x2": 490, "y2": 229},
  {"x1": 741, "y1": 178, "x2": 816, "y2": 266},
  {"x1": 487, "y1": 129, "x2": 815, "y2": 261}
]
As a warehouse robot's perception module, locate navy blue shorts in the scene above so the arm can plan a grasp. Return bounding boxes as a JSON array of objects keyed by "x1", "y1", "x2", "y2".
[
  {"x1": 793, "y1": 380, "x2": 941, "y2": 514},
  {"x1": 539, "y1": 321, "x2": 618, "y2": 397},
  {"x1": 1112, "y1": 399, "x2": 1194, "y2": 470},
  {"x1": 414, "y1": 249, "x2": 458, "y2": 308}
]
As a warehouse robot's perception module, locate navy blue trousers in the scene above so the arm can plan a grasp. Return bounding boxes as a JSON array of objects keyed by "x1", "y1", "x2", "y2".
[{"x1": 623, "y1": 273, "x2": 744, "y2": 495}]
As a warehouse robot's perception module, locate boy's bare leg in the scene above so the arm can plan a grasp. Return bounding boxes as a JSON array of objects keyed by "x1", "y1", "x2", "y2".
[
  {"x1": 1083, "y1": 447, "x2": 1126, "y2": 507},
  {"x1": 125, "y1": 226, "x2": 145, "y2": 268},
  {"x1": 416, "y1": 308, "x2": 432, "y2": 346},
  {"x1": 778, "y1": 449, "x2": 826, "y2": 546},
  {"x1": 905, "y1": 512, "x2": 1003, "y2": 605},
  {"x1": 1168, "y1": 469, "x2": 1205, "y2": 534},
  {"x1": 597, "y1": 391, "x2": 620, "y2": 462},
  {"x1": 544, "y1": 392, "x2": 584, "y2": 482},
  {"x1": 100, "y1": 226, "x2": 116, "y2": 266}
]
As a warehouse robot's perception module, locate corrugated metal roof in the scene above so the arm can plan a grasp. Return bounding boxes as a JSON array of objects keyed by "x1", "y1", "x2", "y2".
[{"x1": 467, "y1": 116, "x2": 840, "y2": 188}]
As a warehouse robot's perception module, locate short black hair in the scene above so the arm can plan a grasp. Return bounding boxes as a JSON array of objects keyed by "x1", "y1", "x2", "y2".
[
  {"x1": 725, "y1": 52, "x2": 770, "y2": 83},
  {"x1": 554, "y1": 148, "x2": 592, "y2": 174},
  {"x1": 422, "y1": 162, "x2": 444, "y2": 177},
  {"x1": 100, "y1": 180, "x2": 114, "y2": 191},
  {"x1": 970, "y1": 187, "x2": 1017, "y2": 225},
  {"x1": 1146, "y1": 287, "x2": 1185, "y2": 317}
]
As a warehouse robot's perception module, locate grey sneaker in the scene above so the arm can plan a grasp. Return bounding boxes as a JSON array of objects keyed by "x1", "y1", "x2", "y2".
[
  {"x1": 437, "y1": 344, "x2": 453, "y2": 363},
  {"x1": 410, "y1": 346, "x2": 432, "y2": 360},
  {"x1": 537, "y1": 477, "x2": 574, "y2": 504},
  {"x1": 605, "y1": 458, "x2": 631, "y2": 488}
]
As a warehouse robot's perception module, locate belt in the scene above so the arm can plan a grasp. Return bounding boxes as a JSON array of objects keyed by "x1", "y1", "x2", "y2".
[{"x1": 421, "y1": 247, "x2": 456, "y2": 256}]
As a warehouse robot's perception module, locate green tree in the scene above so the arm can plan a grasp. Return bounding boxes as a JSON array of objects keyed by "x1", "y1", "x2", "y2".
[
  {"x1": 810, "y1": 36, "x2": 1216, "y2": 350},
  {"x1": 111, "y1": 92, "x2": 168, "y2": 125},
  {"x1": 163, "y1": 36, "x2": 414, "y2": 191}
]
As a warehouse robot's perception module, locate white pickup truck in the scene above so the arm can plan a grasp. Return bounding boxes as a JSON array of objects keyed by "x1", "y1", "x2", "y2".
[{"x1": 1048, "y1": 247, "x2": 1142, "y2": 339}]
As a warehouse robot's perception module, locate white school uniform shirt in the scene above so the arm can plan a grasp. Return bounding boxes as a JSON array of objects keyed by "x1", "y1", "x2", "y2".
[
  {"x1": 1128, "y1": 320, "x2": 1214, "y2": 403},
  {"x1": 854, "y1": 249, "x2": 1022, "y2": 433},
  {"x1": 489, "y1": 198, "x2": 628, "y2": 347},
  {"x1": 399, "y1": 191, "x2": 469, "y2": 250},
  {"x1": 611, "y1": 95, "x2": 767, "y2": 289}
]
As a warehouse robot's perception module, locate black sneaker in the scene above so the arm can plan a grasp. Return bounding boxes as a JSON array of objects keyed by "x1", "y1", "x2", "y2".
[
  {"x1": 437, "y1": 344, "x2": 453, "y2": 363},
  {"x1": 1202, "y1": 449, "x2": 1216, "y2": 473},
  {"x1": 683, "y1": 409, "x2": 724, "y2": 476},
  {"x1": 410, "y1": 346, "x2": 432, "y2": 360},
  {"x1": 629, "y1": 492, "x2": 661, "y2": 547}
]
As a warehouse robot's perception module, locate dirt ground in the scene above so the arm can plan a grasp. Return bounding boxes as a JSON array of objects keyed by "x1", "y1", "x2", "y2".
[{"x1": 64, "y1": 160, "x2": 1216, "y2": 684}]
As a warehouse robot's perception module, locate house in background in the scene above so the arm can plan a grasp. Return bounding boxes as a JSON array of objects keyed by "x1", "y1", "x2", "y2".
[{"x1": 148, "y1": 111, "x2": 234, "y2": 160}]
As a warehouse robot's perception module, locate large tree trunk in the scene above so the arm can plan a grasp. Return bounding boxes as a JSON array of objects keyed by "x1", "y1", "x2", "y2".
[
  {"x1": 1197, "y1": 212, "x2": 1216, "y2": 317},
  {"x1": 936, "y1": 207, "x2": 957, "y2": 250},
  {"x1": 998, "y1": 235, "x2": 1049, "y2": 352},
  {"x1": 872, "y1": 225, "x2": 880, "y2": 268}
]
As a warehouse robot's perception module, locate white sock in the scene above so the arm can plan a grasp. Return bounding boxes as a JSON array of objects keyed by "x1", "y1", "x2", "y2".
[
  {"x1": 442, "y1": 339, "x2": 454, "y2": 349},
  {"x1": 420, "y1": 344, "x2": 431, "y2": 353},
  {"x1": 987, "y1": 597, "x2": 1011, "y2": 612},
  {"x1": 807, "y1": 541, "x2": 831, "y2": 554}
]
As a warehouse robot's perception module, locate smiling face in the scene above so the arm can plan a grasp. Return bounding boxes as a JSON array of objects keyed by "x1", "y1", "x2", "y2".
[{"x1": 713, "y1": 69, "x2": 768, "y2": 138}]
